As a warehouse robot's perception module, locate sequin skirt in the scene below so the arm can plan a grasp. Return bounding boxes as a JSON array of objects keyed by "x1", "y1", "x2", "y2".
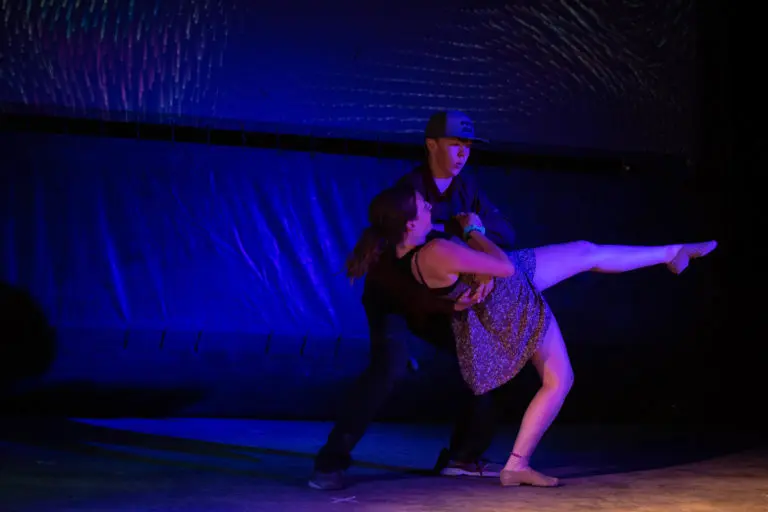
[{"x1": 447, "y1": 249, "x2": 553, "y2": 395}]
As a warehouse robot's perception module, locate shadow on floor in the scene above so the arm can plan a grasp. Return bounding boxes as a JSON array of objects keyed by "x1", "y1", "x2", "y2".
[
  {"x1": 0, "y1": 416, "x2": 763, "y2": 488},
  {"x1": 0, "y1": 417, "x2": 430, "y2": 488}
]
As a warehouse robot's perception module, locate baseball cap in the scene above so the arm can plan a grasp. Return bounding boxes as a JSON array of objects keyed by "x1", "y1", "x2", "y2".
[{"x1": 424, "y1": 110, "x2": 489, "y2": 144}]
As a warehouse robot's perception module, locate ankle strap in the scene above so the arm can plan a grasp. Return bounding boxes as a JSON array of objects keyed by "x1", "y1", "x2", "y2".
[{"x1": 511, "y1": 452, "x2": 528, "y2": 460}]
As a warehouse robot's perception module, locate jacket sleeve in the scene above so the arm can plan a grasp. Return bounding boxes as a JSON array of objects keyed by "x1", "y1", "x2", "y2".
[{"x1": 471, "y1": 183, "x2": 516, "y2": 251}]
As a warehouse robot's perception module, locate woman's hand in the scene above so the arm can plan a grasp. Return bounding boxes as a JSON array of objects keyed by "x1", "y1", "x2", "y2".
[
  {"x1": 471, "y1": 274, "x2": 494, "y2": 303},
  {"x1": 455, "y1": 212, "x2": 483, "y2": 229}
]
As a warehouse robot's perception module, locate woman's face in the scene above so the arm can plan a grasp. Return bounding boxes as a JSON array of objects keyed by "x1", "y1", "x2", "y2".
[{"x1": 409, "y1": 191, "x2": 433, "y2": 238}]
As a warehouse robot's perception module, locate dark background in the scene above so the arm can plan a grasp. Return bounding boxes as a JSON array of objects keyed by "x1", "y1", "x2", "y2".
[
  {"x1": 1, "y1": 1, "x2": 754, "y2": 431},
  {"x1": 2, "y1": 0, "x2": 696, "y2": 155}
]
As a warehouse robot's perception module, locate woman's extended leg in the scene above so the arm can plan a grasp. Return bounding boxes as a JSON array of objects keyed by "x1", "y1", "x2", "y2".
[
  {"x1": 532, "y1": 240, "x2": 717, "y2": 291},
  {"x1": 500, "y1": 316, "x2": 573, "y2": 487}
]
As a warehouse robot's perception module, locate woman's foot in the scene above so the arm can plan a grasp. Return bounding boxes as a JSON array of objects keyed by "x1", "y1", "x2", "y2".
[
  {"x1": 667, "y1": 241, "x2": 718, "y2": 274},
  {"x1": 500, "y1": 453, "x2": 559, "y2": 487},
  {"x1": 500, "y1": 467, "x2": 559, "y2": 487}
]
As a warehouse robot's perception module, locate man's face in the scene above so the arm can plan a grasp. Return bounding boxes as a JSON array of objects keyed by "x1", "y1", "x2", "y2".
[{"x1": 427, "y1": 137, "x2": 472, "y2": 177}]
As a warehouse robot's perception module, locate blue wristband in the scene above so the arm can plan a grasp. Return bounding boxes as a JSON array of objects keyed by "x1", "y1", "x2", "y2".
[{"x1": 463, "y1": 225, "x2": 486, "y2": 240}]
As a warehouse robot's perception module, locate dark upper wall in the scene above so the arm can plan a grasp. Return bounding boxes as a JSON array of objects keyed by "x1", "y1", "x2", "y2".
[{"x1": 0, "y1": 0, "x2": 695, "y2": 156}]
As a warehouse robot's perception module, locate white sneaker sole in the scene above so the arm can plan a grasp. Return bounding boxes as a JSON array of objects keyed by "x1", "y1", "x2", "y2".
[
  {"x1": 308, "y1": 479, "x2": 344, "y2": 490},
  {"x1": 440, "y1": 467, "x2": 501, "y2": 478}
]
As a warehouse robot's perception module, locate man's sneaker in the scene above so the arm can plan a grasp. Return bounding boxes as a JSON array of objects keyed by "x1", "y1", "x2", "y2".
[
  {"x1": 434, "y1": 448, "x2": 503, "y2": 478},
  {"x1": 308, "y1": 470, "x2": 345, "y2": 490},
  {"x1": 440, "y1": 459, "x2": 503, "y2": 478}
]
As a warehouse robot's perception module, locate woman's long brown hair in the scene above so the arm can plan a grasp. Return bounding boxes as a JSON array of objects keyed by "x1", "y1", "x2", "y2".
[{"x1": 346, "y1": 185, "x2": 418, "y2": 280}]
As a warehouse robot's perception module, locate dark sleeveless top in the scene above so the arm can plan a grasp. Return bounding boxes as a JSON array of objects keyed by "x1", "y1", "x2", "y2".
[
  {"x1": 396, "y1": 238, "x2": 554, "y2": 396},
  {"x1": 396, "y1": 244, "x2": 459, "y2": 297}
]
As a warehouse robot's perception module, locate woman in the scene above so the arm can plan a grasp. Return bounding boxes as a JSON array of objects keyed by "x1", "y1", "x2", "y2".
[{"x1": 346, "y1": 185, "x2": 717, "y2": 487}]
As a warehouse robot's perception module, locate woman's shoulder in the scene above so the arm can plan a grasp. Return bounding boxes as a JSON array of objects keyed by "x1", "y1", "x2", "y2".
[
  {"x1": 422, "y1": 238, "x2": 449, "y2": 251},
  {"x1": 420, "y1": 238, "x2": 464, "y2": 260},
  {"x1": 423, "y1": 235, "x2": 467, "y2": 252}
]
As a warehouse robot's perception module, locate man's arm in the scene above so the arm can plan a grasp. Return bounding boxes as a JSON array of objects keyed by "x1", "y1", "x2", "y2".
[{"x1": 472, "y1": 187, "x2": 516, "y2": 251}]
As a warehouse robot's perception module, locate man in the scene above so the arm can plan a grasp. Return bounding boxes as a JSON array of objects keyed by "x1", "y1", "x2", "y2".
[
  {"x1": 396, "y1": 110, "x2": 516, "y2": 251},
  {"x1": 310, "y1": 111, "x2": 516, "y2": 491}
]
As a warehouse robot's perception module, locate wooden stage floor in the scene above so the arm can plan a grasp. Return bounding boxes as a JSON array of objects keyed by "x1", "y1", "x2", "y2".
[{"x1": 1, "y1": 418, "x2": 765, "y2": 511}]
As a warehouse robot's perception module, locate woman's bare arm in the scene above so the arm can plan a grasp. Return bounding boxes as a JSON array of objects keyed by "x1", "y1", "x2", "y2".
[
  {"x1": 420, "y1": 238, "x2": 515, "y2": 279},
  {"x1": 465, "y1": 230, "x2": 508, "y2": 262}
]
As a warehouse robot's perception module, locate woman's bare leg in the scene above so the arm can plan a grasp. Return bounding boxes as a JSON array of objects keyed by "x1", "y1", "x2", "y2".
[
  {"x1": 501, "y1": 316, "x2": 572, "y2": 487},
  {"x1": 532, "y1": 240, "x2": 717, "y2": 291}
]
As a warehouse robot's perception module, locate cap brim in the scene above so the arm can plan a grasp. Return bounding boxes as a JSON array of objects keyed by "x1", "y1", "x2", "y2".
[{"x1": 424, "y1": 134, "x2": 489, "y2": 144}]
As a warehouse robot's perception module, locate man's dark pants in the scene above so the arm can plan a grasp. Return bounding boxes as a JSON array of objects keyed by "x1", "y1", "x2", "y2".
[{"x1": 313, "y1": 302, "x2": 498, "y2": 473}]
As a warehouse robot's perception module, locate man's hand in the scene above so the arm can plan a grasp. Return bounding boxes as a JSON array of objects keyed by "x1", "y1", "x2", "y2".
[
  {"x1": 471, "y1": 274, "x2": 494, "y2": 303},
  {"x1": 453, "y1": 276, "x2": 494, "y2": 311},
  {"x1": 453, "y1": 289, "x2": 477, "y2": 311}
]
